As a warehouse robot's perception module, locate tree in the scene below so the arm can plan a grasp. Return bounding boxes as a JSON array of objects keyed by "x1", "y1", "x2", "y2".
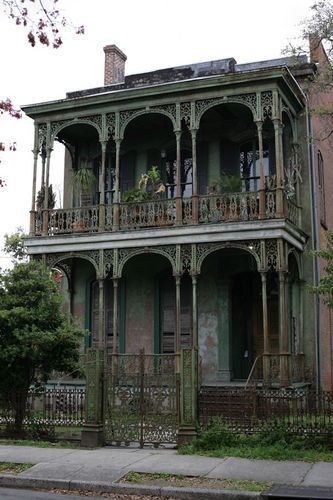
[
  {"x1": 283, "y1": 2, "x2": 333, "y2": 143},
  {"x1": 0, "y1": 260, "x2": 84, "y2": 435},
  {"x1": 312, "y1": 231, "x2": 333, "y2": 308},
  {"x1": 284, "y1": 1, "x2": 333, "y2": 62},
  {"x1": 3, "y1": 228, "x2": 27, "y2": 262},
  {"x1": 0, "y1": 0, "x2": 84, "y2": 187},
  {"x1": 2, "y1": 0, "x2": 84, "y2": 49}
]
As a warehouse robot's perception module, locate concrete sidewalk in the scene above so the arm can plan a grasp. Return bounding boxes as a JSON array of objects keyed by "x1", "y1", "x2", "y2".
[{"x1": 0, "y1": 444, "x2": 332, "y2": 498}]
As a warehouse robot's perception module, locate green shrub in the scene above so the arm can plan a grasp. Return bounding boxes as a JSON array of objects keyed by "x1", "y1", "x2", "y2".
[{"x1": 193, "y1": 418, "x2": 239, "y2": 451}]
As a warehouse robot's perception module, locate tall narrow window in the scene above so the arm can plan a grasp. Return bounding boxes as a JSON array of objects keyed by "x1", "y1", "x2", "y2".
[{"x1": 317, "y1": 151, "x2": 326, "y2": 226}]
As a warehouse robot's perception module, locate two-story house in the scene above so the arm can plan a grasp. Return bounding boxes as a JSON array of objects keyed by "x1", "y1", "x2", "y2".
[{"x1": 23, "y1": 41, "x2": 333, "y2": 446}]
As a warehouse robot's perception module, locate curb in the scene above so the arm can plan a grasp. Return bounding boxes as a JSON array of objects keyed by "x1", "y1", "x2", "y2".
[{"x1": 0, "y1": 474, "x2": 260, "y2": 499}]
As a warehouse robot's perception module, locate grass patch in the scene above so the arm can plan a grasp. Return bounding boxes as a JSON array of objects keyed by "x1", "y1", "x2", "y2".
[
  {"x1": 121, "y1": 471, "x2": 271, "y2": 492},
  {"x1": 0, "y1": 462, "x2": 33, "y2": 474},
  {"x1": 178, "y1": 418, "x2": 333, "y2": 462},
  {"x1": 179, "y1": 442, "x2": 333, "y2": 462},
  {"x1": 0, "y1": 438, "x2": 79, "y2": 449}
]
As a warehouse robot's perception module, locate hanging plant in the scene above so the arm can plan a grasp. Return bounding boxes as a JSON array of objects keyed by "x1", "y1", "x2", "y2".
[
  {"x1": 36, "y1": 184, "x2": 56, "y2": 210},
  {"x1": 72, "y1": 158, "x2": 96, "y2": 193}
]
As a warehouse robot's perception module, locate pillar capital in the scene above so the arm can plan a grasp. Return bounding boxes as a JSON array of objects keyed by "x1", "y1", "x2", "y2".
[
  {"x1": 100, "y1": 140, "x2": 108, "y2": 152},
  {"x1": 255, "y1": 119, "x2": 263, "y2": 130}
]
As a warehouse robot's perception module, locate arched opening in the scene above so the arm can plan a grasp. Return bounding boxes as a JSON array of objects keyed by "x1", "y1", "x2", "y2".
[
  {"x1": 56, "y1": 123, "x2": 100, "y2": 208},
  {"x1": 121, "y1": 113, "x2": 175, "y2": 200},
  {"x1": 199, "y1": 103, "x2": 272, "y2": 194},
  {"x1": 121, "y1": 252, "x2": 189, "y2": 354},
  {"x1": 198, "y1": 247, "x2": 275, "y2": 384}
]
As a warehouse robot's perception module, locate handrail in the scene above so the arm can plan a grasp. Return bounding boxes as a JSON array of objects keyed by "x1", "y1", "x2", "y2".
[{"x1": 245, "y1": 355, "x2": 263, "y2": 389}]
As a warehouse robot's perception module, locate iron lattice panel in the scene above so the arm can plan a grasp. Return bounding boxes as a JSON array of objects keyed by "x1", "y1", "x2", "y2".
[{"x1": 104, "y1": 354, "x2": 179, "y2": 447}]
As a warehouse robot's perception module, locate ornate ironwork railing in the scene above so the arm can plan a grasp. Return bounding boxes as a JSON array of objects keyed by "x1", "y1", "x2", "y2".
[
  {"x1": 265, "y1": 190, "x2": 276, "y2": 218},
  {"x1": 199, "y1": 386, "x2": 333, "y2": 436},
  {"x1": 35, "y1": 210, "x2": 43, "y2": 236},
  {"x1": 245, "y1": 353, "x2": 305, "y2": 388},
  {"x1": 0, "y1": 387, "x2": 85, "y2": 427},
  {"x1": 198, "y1": 192, "x2": 259, "y2": 224},
  {"x1": 285, "y1": 197, "x2": 300, "y2": 226},
  {"x1": 104, "y1": 352, "x2": 180, "y2": 447},
  {"x1": 47, "y1": 206, "x2": 99, "y2": 235},
  {"x1": 31, "y1": 188, "x2": 303, "y2": 236},
  {"x1": 105, "y1": 204, "x2": 113, "y2": 230},
  {"x1": 182, "y1": 197, "x2": 192, "y2": 224},
  {"x1": 119, "y1": 199, "x2": 176, "y2": 230}
]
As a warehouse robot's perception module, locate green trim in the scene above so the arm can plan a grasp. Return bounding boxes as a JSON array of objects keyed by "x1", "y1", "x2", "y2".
[
  {"x1": 153, "y1": 278, "x2": 161, "y2": 354},
  {"x1": 119, "y1": 279, "x2": 126, "y2": 353}
]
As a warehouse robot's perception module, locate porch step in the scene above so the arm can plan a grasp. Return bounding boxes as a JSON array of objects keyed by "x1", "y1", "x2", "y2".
[
  {"x1": 199, "y1": 385, "x2": 256, "y2": 426},
  {"x1": 263, "y1": 485, "x2": 333, "y2": 499}
]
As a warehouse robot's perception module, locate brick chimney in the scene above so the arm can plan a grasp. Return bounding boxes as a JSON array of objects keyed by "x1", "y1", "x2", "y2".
[{"x1": 103, "y1": 45, "x2": 127, "y2": 85}]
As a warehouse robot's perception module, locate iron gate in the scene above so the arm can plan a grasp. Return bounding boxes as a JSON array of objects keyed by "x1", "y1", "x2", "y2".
[{"x1": 104, "y1": 352, "x2": 180, "y2": 447}]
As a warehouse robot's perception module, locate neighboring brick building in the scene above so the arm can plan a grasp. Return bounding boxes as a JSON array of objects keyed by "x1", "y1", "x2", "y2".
[{"x1": 23, "y1": 41, "x2": 333, "y2": 444}]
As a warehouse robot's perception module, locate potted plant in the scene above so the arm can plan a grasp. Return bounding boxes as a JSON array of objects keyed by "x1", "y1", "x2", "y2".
[
  {"x1": 209, "y1": 173, "x2": 242, "y2": 194},
  {"x1": 71, "y1": 158, "x2": 96, "y2": 232},
  {"x1": 122, "y1": 166, "x2": 165, "y2": 202},
  {"x1": 36, "y1": 184, "x2": 56, "y2": 210},
  {"x1": 121, "y1": 166, "x2": 167, "y2": 227},
  {"x1": 72, "y1": 158, "x2": 96, "y2": 196},
  {"x1": 122, "y1": 187, "x2": 148, "y2": 203}
]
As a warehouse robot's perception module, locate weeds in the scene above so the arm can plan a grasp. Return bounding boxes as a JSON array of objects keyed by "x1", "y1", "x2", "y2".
[{"x1": 179, "y1": 417, "x2": 333, "y2": 462}]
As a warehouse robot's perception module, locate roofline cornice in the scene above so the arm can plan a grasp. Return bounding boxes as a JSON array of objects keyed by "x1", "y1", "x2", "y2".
[{"x1": 22, "y1": 65, "x2": 307, "y2": 119}]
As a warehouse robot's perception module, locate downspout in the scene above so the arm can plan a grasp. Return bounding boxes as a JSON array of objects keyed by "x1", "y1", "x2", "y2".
[{"x1": 305, "y1": 95, "x2": 321, "y2": 391}]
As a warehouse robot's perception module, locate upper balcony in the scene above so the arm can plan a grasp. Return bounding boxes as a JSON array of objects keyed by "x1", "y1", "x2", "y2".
[
  {"x1": 27, "y1": 93, "x2": 304, "y2": 239},
  {"x1": 31, "y1": 187, "x2": 300, "y2": 236}
]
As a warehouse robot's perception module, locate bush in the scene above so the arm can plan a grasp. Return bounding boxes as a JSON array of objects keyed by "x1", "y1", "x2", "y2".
[
  {"x1": 193, "y1": 418, "x2": 239, "y2": 451},
  {"x1": 256, "y1": 416, "x2": 333, "y2": 450}
]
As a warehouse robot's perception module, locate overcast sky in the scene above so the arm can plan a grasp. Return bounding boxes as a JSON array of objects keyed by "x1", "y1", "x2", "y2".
[{"x1": 0, "y1": 0, "x2": 314, "y2": 267}]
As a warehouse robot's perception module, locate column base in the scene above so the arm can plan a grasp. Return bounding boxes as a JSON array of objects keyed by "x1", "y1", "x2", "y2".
[
  {"x1": 81, "y1": 424, "x2": 104, "y2": 448},
  {"x1": 218, "y1": 369, "x2": 232, "y2": 383},
  {"x1": 178, "y1": 426, "x2": 197, "y2": 446}
]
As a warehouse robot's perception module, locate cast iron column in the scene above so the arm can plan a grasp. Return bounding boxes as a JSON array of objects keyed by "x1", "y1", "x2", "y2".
[
  {"x1": 256, "y1": 121, "x2": 266, "y2": 219},
  {"x1": 113, "y1": 139, "x2": 121, "y2": 231},
  {"x1": 191, "y1": 128, "x2": 198, "y2": 224},
  {"x1": 175, "y1": 131, "x2": 182, "y2": 225},
  {"x1": 98, "y1": 278, "x2": 105, "y2": 348},
  {"x1": 99, "y1": 141, "x2": 107, "y2": 232},
  {"x1": 175, "y1": 275, "x2": 181, "y2": 352},
  {"x1": 30, "y1": 148, "x2": 39, "y2": 235},
  {"x1": 112, "y1": 278, "x2": 119, "y2": 354},
  {"x1": 191, "y1": 274, "x2": 198, "y2": 349},
  {"x1": 42, "y1": 146, "x2": 52, "y2": 236},
  {"x1": 274, "y1": 119, "x2": 284, "y2": 218},
  {"x1": 278, "y1": 270, "x2": 290, "y2": 385}
]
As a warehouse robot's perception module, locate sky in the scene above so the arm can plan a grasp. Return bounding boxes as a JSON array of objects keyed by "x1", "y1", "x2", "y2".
[{"x1": 0, "y1": 0, "x2": 315, "y2": 267}]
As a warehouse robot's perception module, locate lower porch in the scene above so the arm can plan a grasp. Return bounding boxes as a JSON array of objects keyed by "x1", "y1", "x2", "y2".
[{"x1": 55, "y1": 241, "x2": 307, "y2": 389}]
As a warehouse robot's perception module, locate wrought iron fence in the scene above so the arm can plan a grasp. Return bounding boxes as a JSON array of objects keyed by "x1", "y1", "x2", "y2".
[
  {"x1": 198, "y1": 192, "x2": 259, "y2": 224},
  {"x1": 104, "y1": 352, "x2": 179, "y2": 447},
  {"x1": 119, "y1": 199, "x2": 176, "y2": 229},
  {"x1": 0, "y1": 387, "x2": 85, "y2": 427},
  {"x1": 199, "y1": 386, "x2": 333, "y2": 436}
]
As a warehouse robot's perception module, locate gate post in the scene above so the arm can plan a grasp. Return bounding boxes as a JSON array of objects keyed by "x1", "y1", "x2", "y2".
[
  {"x1": 81, "y1": 348, "x2": 104, "y2": 448},
  {"x1": 178, "y1": 347, "x2": 198, "y2": 445}
]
